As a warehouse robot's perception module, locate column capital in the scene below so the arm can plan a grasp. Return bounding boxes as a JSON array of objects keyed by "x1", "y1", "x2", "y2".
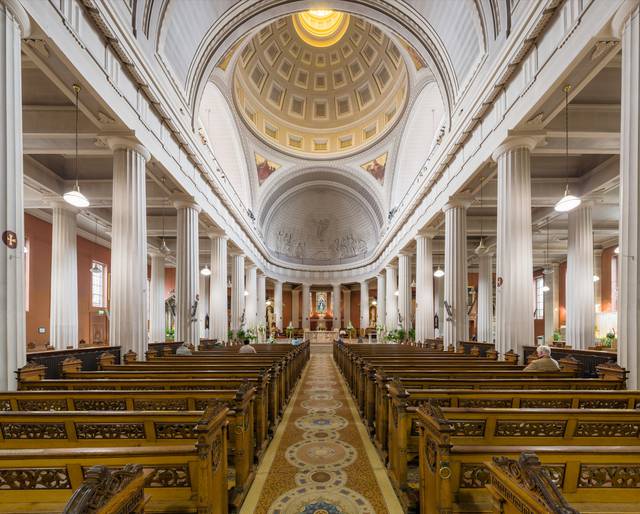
[
  {"x1": 2, "y1": 0, "x2": 30, "y2": 37},
  {"x1": 229, "y1": 250, "x2": 245, "y2": 258},
  {"x1": 491, "y1": 133, "x2": 542, "y2": 161},
  {"x1": 332, "y1": 282, "x2": 342, "y2": 288},
  {"x1": 359, "y1": 278, "x2": 370, "y2": 286},
  {"x1": 207, "y1": 228, "x2": 228, "y2": 240},
  {"x1": 417, "y1": 228, "x2": 438, "y2": 240},
  {"x1": 385, "y1": 263, "x2": 397, "y2": 270},
  {"x1": 442, "y1": 193, "x2": 474, "y2": 212},
  {"x1": 103, "y1": 134, "x2": 151, "y2": 162},
  {"x1": 475, "y1": 246, "x2": 494, "y2": 258},
  {"x1": 172, "y1": 193, "x2": 201, "y2": 212},
  {"x1": 46, "y1": 197, "x2": 80, "y2": 214},
  {"x1": 148, "y1": 247, "x2": 167, "y2": 259}
]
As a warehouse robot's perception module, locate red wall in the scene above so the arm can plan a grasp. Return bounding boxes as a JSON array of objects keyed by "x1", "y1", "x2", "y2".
[{"x1": 25, "y1": 214, "x2": 176, "y2": 349}]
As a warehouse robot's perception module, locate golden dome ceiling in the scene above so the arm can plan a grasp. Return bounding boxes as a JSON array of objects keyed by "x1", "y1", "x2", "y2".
[{"x1": 233, "y1": 11, "x2": 409, "y2": 158}]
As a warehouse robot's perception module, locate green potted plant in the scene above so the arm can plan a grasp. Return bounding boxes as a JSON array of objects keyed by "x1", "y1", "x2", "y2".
[
  {"x1": 408, "y1": 327, "x2": 416, "y2": 342},
  {"x1": 165, "y1": 328, "x2": 175, "y2": 341}
]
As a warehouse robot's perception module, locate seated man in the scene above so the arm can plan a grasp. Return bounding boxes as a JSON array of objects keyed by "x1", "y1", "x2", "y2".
[
  {"x1": 239, "y1": 339, "x2": 257, "y2": 354},
  {"x1": 176, "y1": 342, "x2": 192, "y2": 355},
  {"x1": 523, "y1": 344, "x2": 561, "y2": 372}
]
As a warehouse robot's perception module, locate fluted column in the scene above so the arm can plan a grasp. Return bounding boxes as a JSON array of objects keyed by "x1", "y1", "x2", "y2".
[
  {"x1": 257, "y1": 271, "x2": 266, "y2": 329},
  {"x1": 594, "y1": 249, "x2": 602, "y2": 312},
  {"x1": 273, "y1": 280, "x2": 283, "y2": 330},
  {"x1": 416, "y1": 232, "x2": 436, "y2": 341},
  {"x1": 302, "y1": 283, "x2": 311, "y2": 330},
  {"x1": 198, "y1": 271, "x2": 209, "y2": 337},
  {"x1": 244, "y1": 265, "x2": 257, "y2": 329},
  {"x1": 544, "y1": 263, "x2": 560, "y2": 344},
  {"x1": 174, "y1": 196, "x2": 201, "y2": 348},
  {"x1": 434, "y1": 270, "x2": 444, "y2": 337},
  {"x1": 291, "y1": 288, "x2": 300, "y2": 328},
  {"x1": 385, "y1": 265, "x2": 398, "y2": 329},
  {"x1": 332, "y1": 283, "x2": 342, "y2": 329},
  {"x1": 398, "y1": 253, "x2": 412, "y2": 332},
  {"x1": 360, "y1": 280, "x2": 369, "y2": 330},
  {"x1": 476, "y1": 248, "x2": 493, "y2": 342},
  {"x1": 566, "y1": 205, "x2": 594, "y2": 350},
  {"x1": 443, "y1": 196, "x2": 471, "y2": 350},
  {"x1": 376, "y1": 274, "x2": 385, "y2": 331},
  {"x1": 149, "y1": 250, "x2": 166, "y2": 343},
  {"x1": 0, "y1": 0, "x2": 30, "y2": 391},
  {"x1": 108, "y1": 137, "x2": 151, "y2": 357},
  {"x1": 343, "y1": 289, "x2": 351, "y2": 325},
  {"x1": 617, "y1": 1, "x2": 640, "y2": 388},
  {"x1": 209, "y1": 232, "x2": 228, "y2": 342},
  {"x1": 230, "y1": 253, "x2": 245, "y2": 333},
  {"x1": 493, "y1": 139, "x2": 536, "y2": 357},
  {"x1": 49, "y1": 203, "x2": 79, "y2": 349}
]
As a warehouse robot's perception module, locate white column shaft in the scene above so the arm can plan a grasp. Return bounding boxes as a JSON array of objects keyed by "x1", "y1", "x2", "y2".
[
  {"x1": 495, "y1": 145, "x2": 534, "y2": 357},
  {"x1": 343, "y1": 290, "x2": 351, "y2": 325},
  {"x1": 360, "y1": 281, "x2": 369, "y2": 329},
  {"x1": 244, "y1": 266, "x2": 257, "y2": 329},
  {"x1": 198, "y1": 273, "x2": 209, "y2": 337},
  {"x1": 273, "y1": 281, "x2": 283, "y2": 330},
  {"x1": 416, "y1": 236, "x2": 435, "y2": 341},
  {"x1": 332, "y1": 283, "x2": 341, "y2": 329},
  {"x1": 302, "y1": 284, "x2": 311, "y2": 330},
  {"x1": 110, "y1": 146, "x2": 149, "y2": 358},
  {"x1": 257, "y1": 273, "x2": 266, "y2": 328},
  {"x1": 385, "y1": 266, "x2": 398, "y2": 329},
  {"x1": 434, "y1": 274, "x2": 444, "y2": 337},
  {"x1": 443, "y1": 203, "x2": 469, "y2": 349},
  {"x1": 175, "y1": 204, "x2": 200, "y2": 347},
  {"x1": 376, "y1": 274, "x2": 385, "y2": 331},
  {"x1": 50, "y1": 207, "x2": 78, "y2": 350},
  {"x1": 209, "y1": 235, "x2": 228, "y2": 342},
  {"x1": 477, "y1": 251, "x2": 493, "y2": 342},
  {"x1": 231, "y1": 254, "x2": 245, "y2": 332},
  {"x1": 0, "y1": 1, "x2": 28, "y2": 389},
  {"x1": 566, "y1": 205, "x2": 594, "y2": 350},
  {"x1": 291, "y1": 289, "x2": 300, "y2": 328},
  {"x1": 398, "y1": 254, "x2": 412, "y2": 331},
  {"x1": 149, "y1": 254, "x2": 166, "y2": 343}
]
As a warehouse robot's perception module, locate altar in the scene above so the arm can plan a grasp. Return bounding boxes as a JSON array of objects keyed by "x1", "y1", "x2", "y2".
[{"x1": 304, "y1": 330, "x2": 339, "y2": 345}]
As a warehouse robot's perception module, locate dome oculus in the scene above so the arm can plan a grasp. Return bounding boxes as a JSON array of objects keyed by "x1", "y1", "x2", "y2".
[{"x1": 292, "y1": 10, "x2": 350, "y2": 47}]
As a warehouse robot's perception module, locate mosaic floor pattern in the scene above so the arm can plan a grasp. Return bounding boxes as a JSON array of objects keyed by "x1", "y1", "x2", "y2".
[{"x1": 240, "y1": 349, "x2": 403, "y2": 514}]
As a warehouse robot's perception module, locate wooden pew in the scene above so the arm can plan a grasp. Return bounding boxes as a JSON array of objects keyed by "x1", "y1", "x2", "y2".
[
  {"x1": 0, "y1": 403, "x2": 229, "y2": 514},
  {"x1": 62, "y1": 463, "x2": 146, "y2": 514},
  {"x1": 381, "y1": 383, "x2": 640, "y2": 502},
  {"x1": 18, "y1": 370, "x2": 273, "y2": 453},
  {"x1": 415, "y1": 402, "x2": 640, "y2": 514}
]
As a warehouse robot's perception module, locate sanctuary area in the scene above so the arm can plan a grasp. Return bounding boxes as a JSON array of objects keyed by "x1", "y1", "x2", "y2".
[{"x1": 0, "y1": 0, "x2": 640, "y2": 513}]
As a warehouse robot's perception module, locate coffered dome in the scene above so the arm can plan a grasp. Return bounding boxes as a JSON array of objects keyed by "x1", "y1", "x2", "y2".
[{"x1": 233, "y1": 11, "x2": 409, "y2": 159}]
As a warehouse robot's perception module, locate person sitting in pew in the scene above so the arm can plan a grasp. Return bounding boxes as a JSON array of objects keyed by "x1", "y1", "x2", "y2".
[
  {"x1": 523, "y1": 344, "x2": 560, "y2": 372},
  {"x1": 176, "y1": 342, "x2": 192, "y2": 355},
  {"x1": 239, "y1": 339, "x2": 257, "y2": 354}
]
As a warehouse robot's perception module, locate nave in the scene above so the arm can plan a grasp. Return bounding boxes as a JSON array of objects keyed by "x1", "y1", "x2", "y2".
[{"x1": 240, "y1": 347, "x2": 403, "y2": 514}]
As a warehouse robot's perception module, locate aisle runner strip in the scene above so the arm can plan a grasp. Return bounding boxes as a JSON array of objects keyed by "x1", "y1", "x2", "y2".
[{"x1": 240, "y1": 351, "x2": 403, "y2": 513}]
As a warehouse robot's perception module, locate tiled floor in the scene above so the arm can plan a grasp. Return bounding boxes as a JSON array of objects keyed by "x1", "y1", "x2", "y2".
[{"x1": 240, "y1": 346, "x2": 403, "y2": 513}]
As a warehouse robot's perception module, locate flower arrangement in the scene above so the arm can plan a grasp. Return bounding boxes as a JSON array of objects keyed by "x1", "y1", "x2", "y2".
[
  {"x1": 165, "y1": 328, "x2": 175, "y2": 341},
  {"x1": 246, "y1": 327, "x2": 257, "y2": 342},
  {"x1": 347, "y1": 321, "x2": 355, "y2": 339},
  {"x1": 286, "y1": 322, "x2": 294, "y2": 339}
]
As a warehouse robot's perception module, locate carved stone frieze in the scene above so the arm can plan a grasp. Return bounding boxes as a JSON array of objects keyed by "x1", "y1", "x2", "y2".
[
  {"x1": 75, "y1": 423, "x2": 146, "y2": 439},
  {"x1": 2, "y1": 423, "x2": 67, "y2": 439},
  {"x1": 495, "y1": 421, "x2": 566, "y2": 437}
]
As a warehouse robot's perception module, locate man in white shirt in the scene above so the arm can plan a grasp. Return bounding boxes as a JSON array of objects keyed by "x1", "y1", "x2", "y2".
[{"x1": 239, "y1": 339, "x2": 257, "y2": 354}]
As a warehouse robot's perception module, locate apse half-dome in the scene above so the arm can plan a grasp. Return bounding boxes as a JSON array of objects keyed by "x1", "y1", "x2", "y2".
[{"x1": 233, "y1": 11, "x2": 409, "y2": 159}]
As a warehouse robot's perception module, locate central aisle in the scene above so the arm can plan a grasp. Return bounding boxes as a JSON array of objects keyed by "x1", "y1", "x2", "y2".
[{"x1": 240, "y1": 346, "x2": 403, "y2": 513}]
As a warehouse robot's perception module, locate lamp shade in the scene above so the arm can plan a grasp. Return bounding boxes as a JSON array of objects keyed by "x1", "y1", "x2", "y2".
[
  {"x1": 63, "y1": 184, "x2": 90, "y2": 208},
  {"x1": 554, "y1": 190, "x2": 581, "y2": 212},
  {"x1": 200, "y1": 265, "x2": 212, "y2": 276},
  {"x1": 433, "y1": 267, "x2": 444, "y2": 278}
]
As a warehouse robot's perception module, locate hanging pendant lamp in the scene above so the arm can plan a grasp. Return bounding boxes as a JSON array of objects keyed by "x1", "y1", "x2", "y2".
[
  {"x1": 554, "y1": 85, "x2": 581, "y2": 213},
  {"x1": 433, "y1": 266, "x2": 444, "y2": 278},
  {"x1": 63, "y1": 84, "x2": 90, "y2": 208}
]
